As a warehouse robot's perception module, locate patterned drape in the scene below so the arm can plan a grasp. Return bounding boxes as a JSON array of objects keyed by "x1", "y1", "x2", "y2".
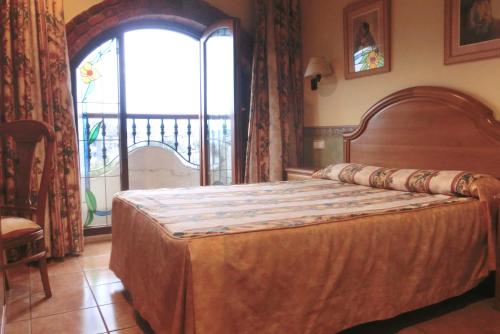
[
  {"x1": 0, "y1": 0, "x2": 83, "y2": 256},
  {"x1": 245, "y1": 0, "x2": 304, "y2": 183}
]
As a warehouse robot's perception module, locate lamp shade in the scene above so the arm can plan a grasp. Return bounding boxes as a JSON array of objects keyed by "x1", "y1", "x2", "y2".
[{"x1": 304, "y1": 57, "x2": 332, "y2": 78}]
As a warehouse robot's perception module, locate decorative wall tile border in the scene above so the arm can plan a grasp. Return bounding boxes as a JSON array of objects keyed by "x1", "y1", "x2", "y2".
[{"x1": 304, "y1": 126, "x2": 357, "y2": 137}]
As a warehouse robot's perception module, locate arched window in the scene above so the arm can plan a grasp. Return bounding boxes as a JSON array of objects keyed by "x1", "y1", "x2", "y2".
[{"x1": 70, "y1": 19, "x2": 242, "y2": 232}]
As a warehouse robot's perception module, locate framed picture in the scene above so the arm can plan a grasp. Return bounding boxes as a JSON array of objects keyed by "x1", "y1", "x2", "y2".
[
  {"x1": 343, "y1": 0, "x2": 391, "y2": 80},
  {"x1": 445, "y1": 0, "x2": 500, "y2": 64}
]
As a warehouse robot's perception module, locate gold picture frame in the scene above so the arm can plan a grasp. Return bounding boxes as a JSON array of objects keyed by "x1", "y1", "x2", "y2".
[
  {"x1": 445, "y1": 0, "x2": 500, "y2": 64},
  {"x1": 344, "y1": 0, "x2": 391, "y2": 79}
]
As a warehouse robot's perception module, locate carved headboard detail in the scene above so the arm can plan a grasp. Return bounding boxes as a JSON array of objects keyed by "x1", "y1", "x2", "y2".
[{"x1": 344, "y1": 86, "x2": 500, "y2": 178}]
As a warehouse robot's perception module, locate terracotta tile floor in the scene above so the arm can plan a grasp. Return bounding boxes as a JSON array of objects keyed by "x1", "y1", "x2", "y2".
[
  {"x1": 5, "y1": 236, "x2": 500, "y2": 334},
  {"x1": 5, "y1": 236, "x2": 152, "y2": 334}
]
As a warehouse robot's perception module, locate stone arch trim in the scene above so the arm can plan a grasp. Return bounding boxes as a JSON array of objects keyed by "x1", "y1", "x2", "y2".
[{"x1": 65, "y1": 0, "x2": 230, "y2": 60}]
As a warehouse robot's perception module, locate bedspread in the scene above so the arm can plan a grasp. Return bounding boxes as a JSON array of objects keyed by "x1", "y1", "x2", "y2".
[
  {"x1": 110, "y1": 179, "x2": 496, "y2": 334},
  {"x1": 115, "y1": 179, "x2": 474, "y2": 238}
]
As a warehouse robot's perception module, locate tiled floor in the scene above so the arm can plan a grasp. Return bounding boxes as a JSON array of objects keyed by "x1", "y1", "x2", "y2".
[
  {"x1": 342, "y1": 297, "x2": 500, "y2": 334},
  {"x1": 5, "y1": 237, "x2": 151, "y2": 334},
  {"x1": 4, "y1": 237, "x2": 500, "y2": 334}
]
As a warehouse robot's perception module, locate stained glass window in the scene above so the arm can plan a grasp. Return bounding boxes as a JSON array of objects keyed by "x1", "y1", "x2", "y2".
[
  {"x1": 74, "y1": 30, "x2": 204, "y2": 229},
  {"x1": 76, "y1": 39, "x2": 120, "y2": 228},
  {"x1": 73, "y1": 25, "x2": 239, "y2": 228},
  {"x1": 354, "y1": 46, "x2": 384, "y2": 72}
]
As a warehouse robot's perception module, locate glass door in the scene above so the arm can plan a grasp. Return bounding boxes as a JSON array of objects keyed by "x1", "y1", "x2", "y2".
[
  {"x1": 122, "y1": 28, "x2": 201, "y2": 190},
  {"x1": 200, "y1": 19, "x2": 241, "y2": 186},
  {"x1": 73, "y1": 21, "x2": 242, "y2": 233}
]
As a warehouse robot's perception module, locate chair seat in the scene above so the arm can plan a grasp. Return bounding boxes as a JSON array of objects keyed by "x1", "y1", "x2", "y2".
[{"x1": 1, "y1": 216, "x2": 41, "y2": 241}]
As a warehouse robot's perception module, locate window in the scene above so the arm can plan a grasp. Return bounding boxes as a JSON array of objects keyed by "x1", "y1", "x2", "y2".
[
  {"x1": 76, "y1": 38, "x2": 120, "y2": 227},
  {"x1": 72, "y1": 21, "x2": 240, "y2": 231}
]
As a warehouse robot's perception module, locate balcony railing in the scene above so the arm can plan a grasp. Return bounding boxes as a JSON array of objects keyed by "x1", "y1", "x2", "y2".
[
  {"x1": 79, "y1": 112, "x2": 232, "y2": 229},
  {"x1": 81, "y1": 113, "x2": 231, "y2": 177},
  {"x1": 83, "y1": 113, "x2": 201, "y2": 168}
]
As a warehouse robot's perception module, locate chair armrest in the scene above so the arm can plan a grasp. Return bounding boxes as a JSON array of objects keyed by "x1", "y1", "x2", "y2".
[
  {"x1": 0, "y1": 205, "x2": 37, "y2": 216},
  {"x1": 494, "y1": 195, "x2": 500, "y2": 311}
]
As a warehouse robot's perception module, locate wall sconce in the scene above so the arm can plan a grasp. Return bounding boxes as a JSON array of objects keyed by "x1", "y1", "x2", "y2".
[{"x1": 304, "y1": 57, "x2": 333, "y2": 91}]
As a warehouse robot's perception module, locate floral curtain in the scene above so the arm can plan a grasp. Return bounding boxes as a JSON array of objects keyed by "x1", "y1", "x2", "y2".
[
  {"x1": 245, "y1": 0, "x2": 304, "y2": 183},
  {"x1": 0, "y1": 0, "x2": 83, "y2": 257}
]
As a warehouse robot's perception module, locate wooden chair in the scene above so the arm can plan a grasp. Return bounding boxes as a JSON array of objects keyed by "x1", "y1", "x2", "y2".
[{"x1": 0, "y1": 120, "x2": 55, "y2": 298}]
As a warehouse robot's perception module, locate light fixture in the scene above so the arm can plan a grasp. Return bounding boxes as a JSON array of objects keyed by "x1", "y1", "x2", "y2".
[{"x1": 304, "y1": 57, "x2": 332, "y2": 91}]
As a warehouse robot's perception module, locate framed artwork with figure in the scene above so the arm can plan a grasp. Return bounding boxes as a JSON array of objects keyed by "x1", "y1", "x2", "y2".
[
  {"x1": 343, "y1": 0, "x2": 391, "y2": 79},
  {"x1": 445, "y1": 0, "x2": 500, "y2": 64}
]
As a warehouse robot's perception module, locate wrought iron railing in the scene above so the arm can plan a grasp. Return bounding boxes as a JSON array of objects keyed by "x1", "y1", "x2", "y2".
[
  {"x1": 125, "y1": 113, "x2": 201, "y2": 164},
  {"x1": 79, "y1": 112, "x2": 232, "y2": 228},
  {"x1": 83, "y1": 113, "x2": 200, "y2": 169},
  {"x1": 82, "y1": 113, "x2": 232, "y2": 175}
]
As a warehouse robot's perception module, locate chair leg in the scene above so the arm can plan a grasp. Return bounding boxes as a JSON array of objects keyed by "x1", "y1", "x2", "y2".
[
  {"x1": 2, "y1": 252, "x2": 9, "y2": 291},
  {"x1": 4, "y1": 270, "x2": 10, "y2": 291},
  {"x1": 38, "y1": 256, "x2": 52, "y2": 298}
]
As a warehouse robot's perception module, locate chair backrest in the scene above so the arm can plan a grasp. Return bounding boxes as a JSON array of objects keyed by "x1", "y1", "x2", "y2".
[{"x1": 0, "y1": 120, "x2": 55, "y2": 227}]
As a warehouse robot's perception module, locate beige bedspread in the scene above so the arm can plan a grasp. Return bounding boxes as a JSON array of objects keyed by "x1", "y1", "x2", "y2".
[{"x1": 109, "y1": 179, "x2": 497, "y2": 334}]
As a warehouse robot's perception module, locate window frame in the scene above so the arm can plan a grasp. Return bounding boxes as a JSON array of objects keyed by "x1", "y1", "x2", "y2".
[{"x1": 70, "y1": 20, "x2": 204, "y2": 235}]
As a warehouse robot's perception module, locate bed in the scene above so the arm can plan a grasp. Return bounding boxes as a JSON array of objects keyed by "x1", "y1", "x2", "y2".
[{"x1": 110, "y1": 86, "x2": 500, "y2": 334}]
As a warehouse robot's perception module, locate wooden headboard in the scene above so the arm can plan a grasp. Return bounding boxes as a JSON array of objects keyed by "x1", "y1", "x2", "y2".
[{"x1": 344, "y1": 86, "x2": 500, "y2": 179}]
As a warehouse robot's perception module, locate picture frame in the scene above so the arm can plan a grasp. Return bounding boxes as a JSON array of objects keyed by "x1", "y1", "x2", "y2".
[
  {"x1": 343, "y1": 0, "x2": 391, "y2": 80},
  {"x1": 445, "y1": 0, "x2": 500, "y2": 64}
]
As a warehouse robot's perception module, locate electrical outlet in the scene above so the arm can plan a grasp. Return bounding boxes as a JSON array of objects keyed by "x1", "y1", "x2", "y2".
[{"x1": 313, "y1": 140, "x2": 325, "y2": 150}]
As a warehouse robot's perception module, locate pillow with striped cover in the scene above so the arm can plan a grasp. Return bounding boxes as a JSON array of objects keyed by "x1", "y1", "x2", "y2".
[{"x1": 312, "y1": 163, "x2": 485, "y2": 197}]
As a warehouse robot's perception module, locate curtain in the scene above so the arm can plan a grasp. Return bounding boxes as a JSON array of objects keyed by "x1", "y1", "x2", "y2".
[
  {"x1": 245, "y1": 0, "x2": 304, "y2": 183},
  {"x1": 0, "y1": 0, "x2": 83, "y2": 257}
]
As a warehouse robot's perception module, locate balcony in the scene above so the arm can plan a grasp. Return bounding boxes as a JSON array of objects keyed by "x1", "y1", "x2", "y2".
[{"x1": 79, "y1": 112, "x2": 231, "y2": 229}]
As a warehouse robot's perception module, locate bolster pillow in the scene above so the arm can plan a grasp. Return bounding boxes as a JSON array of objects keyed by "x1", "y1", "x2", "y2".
[{"x1": 312, "y1": 163, "x2": 487, "y2": 198}]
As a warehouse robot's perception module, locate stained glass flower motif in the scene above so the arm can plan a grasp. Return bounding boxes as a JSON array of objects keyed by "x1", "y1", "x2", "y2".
[
  {"x1": 80, "y1": 62, "x2": 101, "y2": 84},
  {"x1": 354, "y1": 46, "x2": 384, "y2": 72},
  {"x1": 367, "y1": 50, "x2": 383, "y2": 69}
]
